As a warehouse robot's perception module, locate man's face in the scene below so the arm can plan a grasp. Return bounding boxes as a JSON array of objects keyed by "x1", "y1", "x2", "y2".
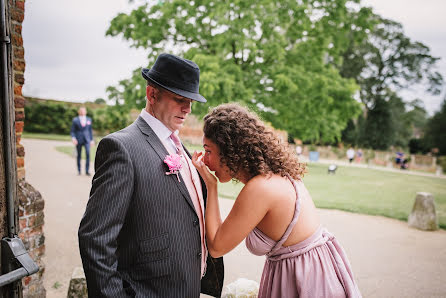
[
  {"x1": 146, "y1": 85, "x2": 192, "y2": 132},
  {"x1": 78, "y1": 107, "x2": 87, "y2": 116}
]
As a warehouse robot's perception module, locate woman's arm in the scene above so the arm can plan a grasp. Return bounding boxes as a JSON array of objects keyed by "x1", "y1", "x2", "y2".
[
  {"x1": 191, "y1": 152, "x2": 221, "y2": 252},
  {"x1": 192, "y1": 152, "x2": 271, "y2": 257}
]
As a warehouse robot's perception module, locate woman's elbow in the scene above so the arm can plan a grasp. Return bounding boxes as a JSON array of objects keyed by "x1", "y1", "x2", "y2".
[{"x1": 208, "y1": 245, "x2": 225, "y2": 258}]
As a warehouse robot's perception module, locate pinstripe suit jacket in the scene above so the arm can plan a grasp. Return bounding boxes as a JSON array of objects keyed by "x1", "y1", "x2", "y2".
[{"x1": 78, "y1": 117, "x2": 223, "y2": 297}]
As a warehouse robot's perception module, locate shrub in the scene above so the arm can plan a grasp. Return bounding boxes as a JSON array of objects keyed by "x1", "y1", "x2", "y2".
[
  {"x1": 24, "y1": 100, "x2": 78, "y2": 134},
  {"x1": 437, "y1": 156, "x2": 446, "y2": 174},
  {"x1": 91, "y1": 106, "x2": 132, "y2": 135},
  {"x1": 24, "y1": 98, "x2": 131, "y2": 136}
]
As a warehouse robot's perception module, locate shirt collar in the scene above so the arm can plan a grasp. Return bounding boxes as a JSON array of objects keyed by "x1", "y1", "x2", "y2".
[{"x1": 140, "y1": 109, "x2": 176, "y2": 142}]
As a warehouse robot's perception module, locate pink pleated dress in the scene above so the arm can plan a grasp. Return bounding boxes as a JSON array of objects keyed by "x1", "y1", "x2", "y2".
[{"x1": 245, "y1": 178, "x2": 362, "y2": 298}]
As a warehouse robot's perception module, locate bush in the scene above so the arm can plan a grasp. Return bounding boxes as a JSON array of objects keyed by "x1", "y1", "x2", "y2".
[
  {"x1": 437, "y1": 156, "x2": 446, "y2": 174},
  {"x1": 24, "y1": 98, "x2": 131, "y2": 136},
  {"x1": 24, "y1": 100, "x2": 78, "y2": 134},
  {"x1": 363, "y1": 149, "x2": 375, "y2": 163},
  {"x1": 91, "y1": 106, "x2": 132, "y2": 135},
  {"x1": 408, "y1": 138, "x2": 429, "y2": 154},
  {"x1": 332, "y1": 146, "x2": 346, "y2": 159}
]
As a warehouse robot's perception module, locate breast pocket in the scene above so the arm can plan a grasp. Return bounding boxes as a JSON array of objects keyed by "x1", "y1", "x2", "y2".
[{"x1": 130, "y1": 233, "x2": 171, "y2": 280}]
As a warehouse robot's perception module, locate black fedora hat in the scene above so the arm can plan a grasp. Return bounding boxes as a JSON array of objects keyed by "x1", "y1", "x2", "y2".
[{"x1": 141, "y1": 53, "x2": 206, "y2": 103}]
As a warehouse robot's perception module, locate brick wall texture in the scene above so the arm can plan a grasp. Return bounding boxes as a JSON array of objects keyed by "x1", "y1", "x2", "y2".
[
  {"x1": 8, "y1": 0, "x2": 46, "y2": 296},
  {"x1": 10, "y1": 0, "x2": 25, "y2": 180},
  {"x1": 18, "y1": 181, "x2": 46, "y2": 297}
]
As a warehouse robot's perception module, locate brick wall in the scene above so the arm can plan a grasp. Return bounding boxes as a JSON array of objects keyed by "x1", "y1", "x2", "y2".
[
  {"x1": 18, "y1": 181, "x2": 45, "y2": 297},
  {"x1": 10, "y1": 0, "x2": 25, "y2": 179},
  {"x1": 8, "y1": 0, "x2": 46, "y2": 296}
]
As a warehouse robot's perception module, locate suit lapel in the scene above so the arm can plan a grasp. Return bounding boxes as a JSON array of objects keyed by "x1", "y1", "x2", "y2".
[
  {"x1": 136, "y1": 117, "x2": 196, "y2": 212},
  {"x1": 75, "y1": 117, "x2": 81, "y2": 127}
]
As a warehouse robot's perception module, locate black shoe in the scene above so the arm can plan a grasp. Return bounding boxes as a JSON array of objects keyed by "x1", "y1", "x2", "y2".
[
  {"x1": 86, "y1": 172, "x2": 91, "y2": 176},
  {"x1": 78, "y1": 172, "x2": 81, "y2": 176}
]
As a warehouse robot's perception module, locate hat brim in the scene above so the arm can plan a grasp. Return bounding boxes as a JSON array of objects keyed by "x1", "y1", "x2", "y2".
[{"x1": 142, "y1": 68, "x2": 207, "y2": 103}]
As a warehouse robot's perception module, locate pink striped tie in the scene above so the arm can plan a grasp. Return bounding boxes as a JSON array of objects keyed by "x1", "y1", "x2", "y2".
[
  {"x1": 169, "y1": 133, "x2": 207, "y2": 276},
  {"x1": 170, "y1": 133, "x2": 184, "y2": 156}
]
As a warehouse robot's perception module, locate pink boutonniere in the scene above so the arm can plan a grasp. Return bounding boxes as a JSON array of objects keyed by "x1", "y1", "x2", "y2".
[{"x1": 164, "y1": 153, "x2": 182, "y2": 182}]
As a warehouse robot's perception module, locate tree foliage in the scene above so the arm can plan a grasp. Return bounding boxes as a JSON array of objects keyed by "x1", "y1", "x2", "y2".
[
  {"x1": 91, "y1": 106, "x2": 133, "y2": 135},
  {"x1": 344, "y1": 94, "x2": 429, "y2": 150},
  {"x1": 25, "y1": 101, "x2": 78, "y2": 134},
  {"x1": 339, "y1": 14, "x2": 443, "y2": 111},
  {"x1": 106, "y1": 0, "x2": 373, "y2": 143},
  {"x1": 424, "y1": 98, "x2": 446, "y2": 155},
  {"x1": 339, "y1": 13, "x2": 443, "y2": 149},
  {"x1": 24, "y1": 99, "x2": 131, "y2": 135}
]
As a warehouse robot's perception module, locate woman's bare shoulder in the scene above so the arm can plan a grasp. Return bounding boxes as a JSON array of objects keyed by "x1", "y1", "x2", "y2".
[{"x1": 241, "y1": 174, "x2": 293, "y2": 201}]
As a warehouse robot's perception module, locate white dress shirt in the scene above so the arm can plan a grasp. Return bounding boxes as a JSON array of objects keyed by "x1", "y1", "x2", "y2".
[
  {"x1": 79, "y1": 115, "x2": 87, "y2": 127},
  {"x1": 140, "y1": 109, "x2": 178, "y2": 153}
]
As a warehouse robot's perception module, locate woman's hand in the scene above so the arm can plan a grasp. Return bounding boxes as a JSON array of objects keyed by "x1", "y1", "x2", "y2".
[{"x1": 192, "y1": 151, "x2": 218, "y2": 188}]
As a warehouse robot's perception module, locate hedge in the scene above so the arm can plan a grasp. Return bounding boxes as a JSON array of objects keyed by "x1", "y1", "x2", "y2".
[{"x1": 24, "y1": 98, "x2": 131, "y2": 136}]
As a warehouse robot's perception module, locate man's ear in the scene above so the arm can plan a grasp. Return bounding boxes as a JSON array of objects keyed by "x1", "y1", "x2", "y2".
[{"x1": 146, "y1": 85, "x2": 156, "y2": 104}]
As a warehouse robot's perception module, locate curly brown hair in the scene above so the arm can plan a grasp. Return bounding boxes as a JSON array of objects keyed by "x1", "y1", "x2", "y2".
[{"x1": 203, "y1": 103, "x2": 306, "y2": 181}]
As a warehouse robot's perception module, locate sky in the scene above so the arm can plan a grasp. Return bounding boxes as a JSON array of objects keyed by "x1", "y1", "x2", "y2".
[{"x1": 22, "y1": 0, "x2": 446, "y2": 114}]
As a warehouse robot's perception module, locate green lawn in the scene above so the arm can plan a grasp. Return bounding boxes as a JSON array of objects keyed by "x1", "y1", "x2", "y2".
[
  {"x1": 23, "y1": 132, "x2": 103, "y2": 143},
  {"x1": 55, "y1": 145, "x2": 97, "y2": 162},
  {"x1": 54, "y1": 142, "x2": 199, "y2": 163},
  {"x1": 187, "y1": 145, "x2": 446, "y2": 229},
  {"x1": 201, "y1": 162, "x2": 446, "y2": 229},
  {"x1": 305, "y1": 164, "x2": 446, "y2": 229},
  {"x1": 41, "y1": 135, "x2": 446, "y2": 229},
  {"x1": 22, "y1": 132, "x2": 72, "y2": 141},
  {"x1": 22, "y1": 132, "x2": 99, "y2": 161}
]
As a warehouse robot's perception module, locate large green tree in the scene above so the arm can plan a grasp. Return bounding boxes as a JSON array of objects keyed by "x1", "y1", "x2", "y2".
[
  {"x1": 339, "y1": 13, "x2": 443, "y2": 149},
  {"x1": 424, "y1": 98, "x2": 446, "y2": 155},
  {"x1": 106, "y1": 0, "x2": 373, "y2": 143},
  {"x1": 343, "y1": 94, "x2": 430, "y2": 150}
]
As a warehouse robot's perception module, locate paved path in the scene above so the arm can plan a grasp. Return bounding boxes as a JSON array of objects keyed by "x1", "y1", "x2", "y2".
[{"x1": 23, "y1": 138, "x2": 446, "y2": 297}]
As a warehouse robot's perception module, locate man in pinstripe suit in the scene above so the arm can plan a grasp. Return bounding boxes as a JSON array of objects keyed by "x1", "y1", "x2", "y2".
[{"x1": 78, "y1": 53, "x2": 223, "y2": 297}]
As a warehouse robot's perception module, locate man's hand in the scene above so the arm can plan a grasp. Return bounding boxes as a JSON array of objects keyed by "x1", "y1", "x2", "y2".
[
  {"x1": 72, "y1": 138, "x2": 78, "y2": 145},
  {"x1": 90, "y1": 140, "x2": 95, "y2": 146}
]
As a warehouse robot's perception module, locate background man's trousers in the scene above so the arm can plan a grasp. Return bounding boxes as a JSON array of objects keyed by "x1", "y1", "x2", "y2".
[{"x1": 76, "y1": 143, "x2": 90, "y2": 174}]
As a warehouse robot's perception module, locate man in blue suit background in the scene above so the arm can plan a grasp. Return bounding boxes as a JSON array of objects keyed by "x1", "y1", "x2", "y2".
[{"x1": 70, "y1": 106, "x2": 94, "y2": 175}]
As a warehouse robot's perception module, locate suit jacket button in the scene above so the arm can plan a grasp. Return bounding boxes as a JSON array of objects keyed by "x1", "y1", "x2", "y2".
[
  {"x1": 193, "y1": 219, "x2": 199, "y2": 226},
  {"x1": 197, "y1": 252, "x2": 202, "y2": 258}
]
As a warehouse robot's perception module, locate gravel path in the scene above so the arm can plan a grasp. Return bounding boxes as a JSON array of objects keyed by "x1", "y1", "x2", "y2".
[{"x1": 23, "y1": 138, "x2": 446, "y2": 298}]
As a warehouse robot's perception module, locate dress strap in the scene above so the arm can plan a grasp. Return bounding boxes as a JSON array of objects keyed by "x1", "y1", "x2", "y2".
[{"x1": 267, "y1": 174, "x2": 302, "y2": 256}]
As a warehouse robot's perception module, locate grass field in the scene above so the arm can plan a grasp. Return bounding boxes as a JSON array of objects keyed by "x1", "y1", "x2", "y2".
[
  {"x1": 33, "y1": 134, "x2": 446, "y2": 229},
  {"x1": 55, "y1": 145, "x2": 97, "y2": 162},
  {"x1": 303, "y1": 163, "x2": 446, "y2": 229},
  {"x1": 23, "y1": 132, "x2": 73, "y2": 141},
  {"x1": 53, "y1": 141, "x2": 199, "y2": 163},
  {"x1": 22, "y1": 132, "x2": 99, "y2": 161},
  {"x1": 207, "y1": 163, "x2": 446, "y2": 229}
]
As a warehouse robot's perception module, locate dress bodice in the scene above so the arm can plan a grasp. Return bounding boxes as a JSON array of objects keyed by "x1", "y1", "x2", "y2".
[
  {"x1": 244, "y1": 178, "x2": 362, "y2": 298},
  {"x1": 245, "y1": 176, "x2": 302, "y2": 257}
]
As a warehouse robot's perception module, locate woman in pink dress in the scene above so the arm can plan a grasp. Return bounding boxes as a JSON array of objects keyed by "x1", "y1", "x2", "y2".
[{"x1": 192, "y1": 103, "x2": 361, "y2": 298}]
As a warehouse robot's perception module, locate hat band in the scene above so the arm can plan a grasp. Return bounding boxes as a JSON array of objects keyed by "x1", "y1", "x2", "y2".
[{"x1": 149, "y1": 69, "x2": 199, "y2": 93}]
